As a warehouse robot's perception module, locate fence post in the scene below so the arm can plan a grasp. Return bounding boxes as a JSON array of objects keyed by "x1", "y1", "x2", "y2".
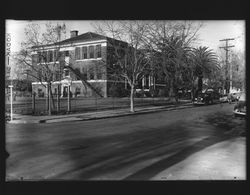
[
  {"x1": 57, "y1": 85, "x2": 60, "y2": 113},
  {"x1": 48, "y1": 85, "x2": 51, "y2": 115},
  {"x1": 67, "y1": 86, "x2": 71, "y2": 113},
  {"x1": 32, "y1": 92, "x2": 35, "y2": 114}
]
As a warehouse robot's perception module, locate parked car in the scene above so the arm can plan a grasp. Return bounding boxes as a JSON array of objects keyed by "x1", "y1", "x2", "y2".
[
  {"x1": 228, "y1": 92, "x2": 242, "y2": 103},
  {"x1": 219, "y1": 94, "x2": 228, "y2": 103},
  {"x1": 193, "y1": 89, "x2": 220, "y2": 105},
  {"x1": 233, "y1": 92, "x2": 246, "y2": 117}
]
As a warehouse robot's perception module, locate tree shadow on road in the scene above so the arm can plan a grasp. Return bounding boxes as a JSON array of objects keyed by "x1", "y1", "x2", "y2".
[
  {"x1": 52, "y1": 112, "x2": 245, "y2": 180},
  {"x1": 123, "y1": 134, "x2": 237, "y2": 180}
]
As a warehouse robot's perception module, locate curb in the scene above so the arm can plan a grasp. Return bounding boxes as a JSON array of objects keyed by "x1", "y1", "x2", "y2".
[
  {"x1": 7, "y1": 103, "x2": 194, "y2": 124},
  {"x1": 42, "y1": 103, "x2": 194, "y2": 123}
]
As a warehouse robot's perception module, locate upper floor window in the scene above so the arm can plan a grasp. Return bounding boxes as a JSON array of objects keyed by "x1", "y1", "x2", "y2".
[
  {"x1": 54, "y1": 50, "x2": 59, "y2": 61},
  {"x1": 89, "y1": 46, "x2": 94, "y2": 58},
  {"x1": 41, "y1": 51, "x2": 47, "y2": 63},
  {"x1": 48, "y1": 51, "x2": 53, "y2": 62},
  {"x1": 37, "y1": 50, "x2": 59, "y2": 63},
  {"x1": 65, "y1": 51, "x2": 69, "y2": 57},
  {"x1": 96, "y1": 45, "x2": 101, "y2": 58},
  {"x1": 75, "y1": 47, "x2": 81, "y2": 60},
  {"x1": 89, "y1": 70, "x2": 95, "y2": 80},
  {"x1": 74, "y1": 45, "x2": 102, "y2": 60},
  {"x1": 82, "y1": 46, "x2": 88, "y2": 59},
  {"x1": 64, "y1": 69, "x2": 70, "y2": 77},
  {"x1": 81, "y1": 67, "x2": 88, "y2": 80}
]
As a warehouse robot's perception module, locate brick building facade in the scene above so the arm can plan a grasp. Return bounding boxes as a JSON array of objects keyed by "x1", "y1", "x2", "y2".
[
  {"x1": 31, "y1": 31, "x2": 130, "y2": 98},
  {"x1": 31, "y1": 31, "x2": 163, "y2": 98}
]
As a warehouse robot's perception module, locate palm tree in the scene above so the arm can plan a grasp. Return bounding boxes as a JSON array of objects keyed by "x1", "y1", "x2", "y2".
[{"x1": 191, "y1": 46, "x2": 219, "y2": 92}]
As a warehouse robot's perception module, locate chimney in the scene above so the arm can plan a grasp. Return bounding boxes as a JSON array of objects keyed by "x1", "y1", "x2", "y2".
[{"x1": 70, "y1": 30, "x2": 78, "y2": 38}]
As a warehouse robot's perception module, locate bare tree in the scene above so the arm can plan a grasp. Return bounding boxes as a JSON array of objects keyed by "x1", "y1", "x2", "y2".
[
  {"x1": 93, "y1": 21, "x2": 152, "y2": 112},
  {"x1": 15, "y1": 22, "x2": 67, "y2": 115}
]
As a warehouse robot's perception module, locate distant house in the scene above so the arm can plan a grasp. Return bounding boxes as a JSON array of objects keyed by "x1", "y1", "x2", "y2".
[{"x1": 31, "y1": 31, "x2": 165, "y2": 98}]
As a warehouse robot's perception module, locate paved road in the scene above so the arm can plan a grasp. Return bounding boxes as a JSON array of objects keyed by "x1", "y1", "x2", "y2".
[{"x1": 5, "y1": 103, "x2": 246, "y2": 180}]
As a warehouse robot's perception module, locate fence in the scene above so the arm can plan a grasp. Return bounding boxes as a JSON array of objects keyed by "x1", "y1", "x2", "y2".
[{"x1": 5, "y1": 91, "x2": 191, "y2": 116}]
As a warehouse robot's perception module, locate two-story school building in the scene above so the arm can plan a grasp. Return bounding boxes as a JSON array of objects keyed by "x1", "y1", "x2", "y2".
[{"x1": 31, "y1": 31, "x2": 164, "y2": 98}]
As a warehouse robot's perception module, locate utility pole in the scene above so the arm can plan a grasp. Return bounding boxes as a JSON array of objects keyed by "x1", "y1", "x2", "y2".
[{"x1": 219, "y1": 38, "x2": 235, "y2": 94}]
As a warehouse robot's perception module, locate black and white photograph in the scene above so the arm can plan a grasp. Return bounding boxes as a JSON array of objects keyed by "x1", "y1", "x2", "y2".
[{"x1": 5, "y1": 20, "x2": 246, "y2": 181}]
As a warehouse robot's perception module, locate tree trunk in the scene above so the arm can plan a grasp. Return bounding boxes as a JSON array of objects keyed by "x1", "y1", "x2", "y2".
[
  {"x1": 198, "y1": 76, "x2": 203, "y2": 92},
  {"x1": 130, "y1": 84, "x2": 135, "y2": 112},
  {"x1": 48, "y1": 83, "x2": 51, "y2": 115},
  {"x1": 169, "y1": 79, "x2": 174, "y2": 99},
  {"x1": 191, "y1": 79, "x2": 195, "y2": 101},
  {"x1": 49, "y1": 85, "x2": 55, "y2": 110}
]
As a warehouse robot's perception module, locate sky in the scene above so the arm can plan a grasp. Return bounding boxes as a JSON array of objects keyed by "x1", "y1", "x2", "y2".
[{"x1": 5, "y1": 20, "x2": 245, "y2": 54}]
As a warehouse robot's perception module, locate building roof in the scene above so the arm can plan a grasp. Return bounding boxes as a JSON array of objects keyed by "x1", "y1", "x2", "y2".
[
  {"x1": 32, "y1": 32, "x2": 127, "y2": 49},
  {"x1": 59, "y1": 32, "x2": 107, "y2": 44}
]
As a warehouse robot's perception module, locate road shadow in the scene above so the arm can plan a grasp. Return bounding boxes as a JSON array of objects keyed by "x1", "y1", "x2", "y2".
[
  {"x1": 49, "y1": 111, "x2": 245, "y2": 180},
  {"x1": 123, "y1": 134, "x2": 236, "y2": 180}
]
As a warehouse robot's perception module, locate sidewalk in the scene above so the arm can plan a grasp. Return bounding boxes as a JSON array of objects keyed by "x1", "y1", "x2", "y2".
[
  {"x1": 7, "y1": 102, "x2": 193, "y2": 124},
  {"x1": 151, "y1": 136, "x2": 246, "y2": 180}
]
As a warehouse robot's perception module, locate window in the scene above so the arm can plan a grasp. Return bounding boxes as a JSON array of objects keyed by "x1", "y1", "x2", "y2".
[
  {"x1": 65, "y1": 51, "x2": 69, "y2": 57},
  {"x1": 75, "y1": 87, "x2": 81, "y2": 95},
  {"x1": 38, "y1": 70, "x2": 42, "y2": 80},
  {"x1": 58, "y1": 51, "x2": 64, "y2": 58},
  {"x1": 82, "y1": 46, "x2": 88, "y2": 59},
  {"x1": 32, "y1": 54, "x2": 38, "y2": 64},
  {"x1": 64, "y1": 69, "x2": 69, "y2": 77},
  {"x1": 48, "y1": 51, "x2": 53, "y2": 62},
  {"x1": 40, "y1": 51, "x2": 47, "y2": 63},
  {"x1": 82, "y1": 67, "x2": 87, "y2": 80},
  {"x1": 75, "y1": 47, "x2": 81, "y2": 60},
  {"x1": 89, "y1": 46, "x2": 94, "y2": 58},
  {"x1": 75, "y1": 68, "x2": 81, "y2": 80},
  {"x1": 55, "y1": 71, "x2": 61, "y2": 81},
  {"x1": 54, "y1": 50, "x2": 59, "y2": 61},
  {"x1": 37, "y1": 52, "x2": 42, "y2": 63},
  {"x1": 88, "y1": 68, "x2": 95, "y2": 80},
  {"x1": 96, "y1": 45, "x2": 101, "y2": 58},
  {"x1": 38, "y1": 88, "x2": 44, "y2": 97},
  {"x1": 96, "y1": 69, "x2": 102, "y2": 80}
]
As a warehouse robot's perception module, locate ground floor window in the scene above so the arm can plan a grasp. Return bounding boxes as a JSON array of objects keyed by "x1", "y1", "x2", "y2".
[
  {"x1": 75, "y1": 87, "x2": 81, "y2": 97},
  {"x1": 38, "y1": 88, "x2": 44, "y2": 97}
]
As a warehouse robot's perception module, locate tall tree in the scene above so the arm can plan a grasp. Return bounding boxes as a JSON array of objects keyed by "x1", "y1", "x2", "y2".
[
  {"x1": 191, "y1": 46, "x2": 219, "y2": 93},
  {"x1": 15, "y1": 22, "x2": 67, "y2": 115},
  {"x1": 145, "y1": 21, "x2": 202, "y2": 101},
  {"x1": 230, "y1": 50, "x2": 245, "y2": 91}
]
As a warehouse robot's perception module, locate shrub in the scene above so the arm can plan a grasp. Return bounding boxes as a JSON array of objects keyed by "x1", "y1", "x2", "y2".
[{"x1": 109, "y1": 84, "x2": 129, "y2": 97}]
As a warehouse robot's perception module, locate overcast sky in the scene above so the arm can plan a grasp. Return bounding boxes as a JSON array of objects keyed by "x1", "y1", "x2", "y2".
[{"x1": 6, "y1": 20, "x2": 245, "y2": 53}]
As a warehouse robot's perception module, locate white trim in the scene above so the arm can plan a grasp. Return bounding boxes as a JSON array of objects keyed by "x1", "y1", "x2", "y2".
[
  {"x1": 32, "y1": 48, "x2": 60, "y2": 53},
  {"x1": 60, "y1": 47, "x2": 75, "y2": 51},
  {"x1": 34, "y1": 40, "x2": 107, "y2": 51},
  {"x1": 37, "y1": 61, "x2": 60, "y2": 65},
  {"x1": 155, "y1": 83, "x2": 166, "y2": 87},
  {"x1": 32, "y1": 82, "x2": 48, "y2": 85},
  {"x1": 64, "y1": 40, "x2": 107, "y2": 48},
  {"x1": 76, "y1": 58, "x2": 103, "y2": 62},
  {"x1": 85, "y1": 80, "x2": 107, "y2": 83}
]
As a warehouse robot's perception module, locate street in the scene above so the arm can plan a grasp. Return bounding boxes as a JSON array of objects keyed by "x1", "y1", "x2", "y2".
[{"x1": 6, "y1": 103, "x2": 246, "y2": 180}]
